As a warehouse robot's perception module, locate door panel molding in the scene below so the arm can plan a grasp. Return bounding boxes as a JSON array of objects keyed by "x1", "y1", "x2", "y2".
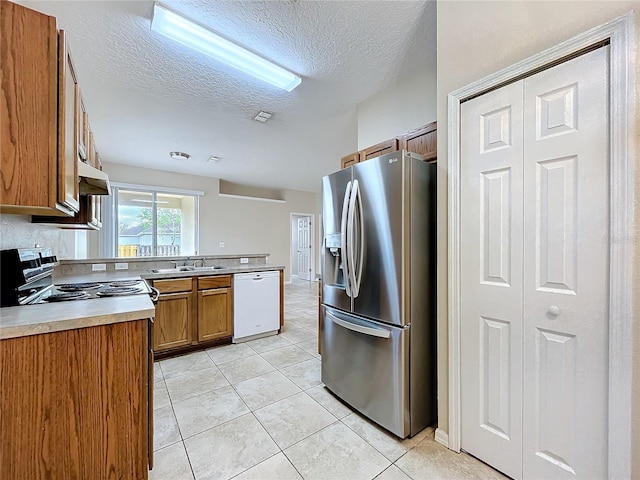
[{"x1": 447, "y1": 13, "x2": 635, "y2": 479}]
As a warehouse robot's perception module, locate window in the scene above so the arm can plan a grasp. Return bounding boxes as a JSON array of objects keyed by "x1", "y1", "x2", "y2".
[{"x1": 101, "y1": 184, "x2": 202, "y2": 258}]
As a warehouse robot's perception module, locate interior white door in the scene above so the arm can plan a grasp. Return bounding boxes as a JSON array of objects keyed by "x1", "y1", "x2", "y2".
[
  {"x1": 297, "y1": 217, "x2": 312, "y2": 281},
  {"x1": 460, "y1": 46, "x2": 609, "y2": 480},
  {"x1": 522, "y1": 46, "x2": 609, "y2": 479},
  {"x1": 460, "y1": 80, "x2": 525, "y2": 480}
]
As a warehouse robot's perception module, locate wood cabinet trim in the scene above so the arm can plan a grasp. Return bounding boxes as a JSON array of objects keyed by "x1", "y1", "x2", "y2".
[{"x1": 57, "y1": 30, "x2": 80, "y2": 213}]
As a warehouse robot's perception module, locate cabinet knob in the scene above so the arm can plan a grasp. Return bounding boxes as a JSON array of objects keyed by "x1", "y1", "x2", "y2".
[{"x1": 548, "y1": 305, "x2": 560, "y2": 317}]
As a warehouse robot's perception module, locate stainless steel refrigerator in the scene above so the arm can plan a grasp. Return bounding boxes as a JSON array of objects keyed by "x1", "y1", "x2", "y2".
[{"x1": 321, "y1": 150, "x2": 436, "y2": 438}]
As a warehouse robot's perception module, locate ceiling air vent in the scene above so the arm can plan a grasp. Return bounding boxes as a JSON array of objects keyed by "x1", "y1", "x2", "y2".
[{"x1": 253, "y1": 111, "x2": 273, "y2": 123}]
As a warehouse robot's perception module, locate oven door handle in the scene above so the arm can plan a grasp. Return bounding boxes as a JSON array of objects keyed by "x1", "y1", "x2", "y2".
[{"x1": 149, "y1": 286, "x2": 160, "y2": 305}]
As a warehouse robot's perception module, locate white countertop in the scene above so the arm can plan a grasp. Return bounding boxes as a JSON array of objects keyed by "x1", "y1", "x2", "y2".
[
  {"x1": 140, "y1": 264, "x2": 285, "y2": 280},
  {"x1": 1, "y1": 265, "x2": 284, "y2": 340},
  {"x1": 0, "y1": 294, "x2": 155, "y2": 340}
]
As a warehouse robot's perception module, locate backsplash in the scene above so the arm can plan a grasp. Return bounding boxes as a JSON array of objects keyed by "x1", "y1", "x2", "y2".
[
  {"x1": 0, "y1": 214, "x2": 76, "y2": 258},
  {"x1": 56, "y1": 254, "x2": 269, "y2": 277}
]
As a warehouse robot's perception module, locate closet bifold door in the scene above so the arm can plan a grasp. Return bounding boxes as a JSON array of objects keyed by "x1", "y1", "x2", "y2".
[
  {"x1": 521, "y1": 46, "x2": 609, "y2": 480},
  {"x1": 460, "y1": 45, "x2": 610, "y2": 480},
  {"x1": 459, "y1": 80, "x2": 525, "y2": 480}
]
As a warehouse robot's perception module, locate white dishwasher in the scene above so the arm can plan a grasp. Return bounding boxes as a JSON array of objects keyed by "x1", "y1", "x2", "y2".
[{"x1": 233, "y1": 271, "x2": 280, "y2": 342}]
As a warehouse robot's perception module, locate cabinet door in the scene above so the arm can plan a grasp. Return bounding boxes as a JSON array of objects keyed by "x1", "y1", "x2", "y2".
[
  {"x1": 341, "y1": 152, "x2": 360, "y2": 169},
  {"x1": 0, "y1": 2, "x2": 61, "y2": 214},
  {"x1": 197, "y1": 288, "x2": 232, "y2": 342},
  {"x1": 154, "y1": 292, "x2": 193, "y2": 351},
  {"x1": 360, "y1": 138, "x2": 399, "y2": 162},
  {"x1": 58, "y1": 31, "x2": 80, "y2": 213},
  {"x1": 401, "y1": 122, "x2": 437, "y2": 161}
]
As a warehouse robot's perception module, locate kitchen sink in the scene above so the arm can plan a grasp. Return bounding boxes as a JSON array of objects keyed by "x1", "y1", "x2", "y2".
[
  {"x1": 149, "y1": 266, "x2": 225, "y2": 274},
  {"x1": 148, "y1": 267, "x2": 192, "y2": 274},
  {"x1": 187, "y1": 266, "x2": 225, "y2": 271}
]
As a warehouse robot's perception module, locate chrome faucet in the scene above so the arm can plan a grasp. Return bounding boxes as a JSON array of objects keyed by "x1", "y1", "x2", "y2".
[{"x1": 194, "y1": 258, "x2": 206, "y2": 268}]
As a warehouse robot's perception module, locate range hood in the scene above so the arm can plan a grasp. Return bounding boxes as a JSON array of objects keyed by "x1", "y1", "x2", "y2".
[{"x1": 78, "y1": 160, "x2": 111, "y2": 195}]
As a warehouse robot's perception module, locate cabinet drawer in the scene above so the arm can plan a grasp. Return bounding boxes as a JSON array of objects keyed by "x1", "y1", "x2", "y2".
[
  {"x1": 153, "y1": 278, "x2": 192, "y2": 293},
  {"x1": 198, "y1": 275, "x2": 231, "y2": 290}
]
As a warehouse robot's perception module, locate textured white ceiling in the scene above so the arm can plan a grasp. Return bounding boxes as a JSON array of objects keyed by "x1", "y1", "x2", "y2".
[{"x1": 19, "y1": 0, "x2": 435, "y2": 192}]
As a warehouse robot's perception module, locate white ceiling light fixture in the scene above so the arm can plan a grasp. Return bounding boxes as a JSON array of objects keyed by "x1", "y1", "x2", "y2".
[
  {"x1": 169, "y1": 151, "x2": 190, "y2": 160},
  {"x1": 208, "y1": 155, "x2": 221, "y2": 163},
  {"x1": 151, "y1": 3, "x2": 302, "y2": 92},
  {"x1": 254, "y1": 111, "x2": 272, "y2": 123}
]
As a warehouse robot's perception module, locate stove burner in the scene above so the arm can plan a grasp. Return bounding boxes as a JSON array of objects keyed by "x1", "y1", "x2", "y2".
[
  {"x1": 57, "y1": 282, "x2": 101, "y2": 291},
  {"x1": 97, "y1": 286, "x2": 142, "y2": 297},
  {"x1": 109, "y1": 280, "x2": 139, "y2": 287},
  {"x1": 45, "y1": 291, "x2": 90, "y2": 302}
]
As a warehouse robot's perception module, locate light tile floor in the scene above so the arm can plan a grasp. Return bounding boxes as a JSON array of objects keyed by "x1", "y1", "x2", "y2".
[{"x1": 150, "y1": 278, "x2": 506, "y2": 480}]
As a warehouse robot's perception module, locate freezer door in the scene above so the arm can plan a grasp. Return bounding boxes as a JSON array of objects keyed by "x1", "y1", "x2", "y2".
[
  {"x1": 321, "y1": 306, "x2": 410, "y2": 438},
  {"x1": 321, "y1": 168, "x2": 352, "y2": 312}
]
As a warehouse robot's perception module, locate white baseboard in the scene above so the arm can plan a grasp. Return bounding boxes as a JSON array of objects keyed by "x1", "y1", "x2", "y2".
[
  {"x1": 435, "y1": 428, "x2": 449, "y2": 448},
  {"x1": 284, "y1": 280, "x2": 292, "y2": 285}
]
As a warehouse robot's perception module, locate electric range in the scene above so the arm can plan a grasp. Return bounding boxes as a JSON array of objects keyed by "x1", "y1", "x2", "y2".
[{"x1": 1, "y1": 248, "x2": 157, "y2": 307}]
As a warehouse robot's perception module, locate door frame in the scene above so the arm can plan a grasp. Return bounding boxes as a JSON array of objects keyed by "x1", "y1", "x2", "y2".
[
  {"x1": 290, "y1": 212, "x2": 315, "y2": 282},
  {"x1": 445, "y1": 13, "x2": 635, "y2": 479}
]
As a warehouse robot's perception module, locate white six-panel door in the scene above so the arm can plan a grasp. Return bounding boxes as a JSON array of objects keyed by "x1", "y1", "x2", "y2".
[
  {"x1": 297, "y1": 217, "x2": 311, "y2": 281},
  {"x1": 460, "y1": 80, "x2": 525, "y2": 480},
  {"x1": 460, "y1": 46, "x2": 609, "y2": 479},
  {"x1": 522, "y1": 47, "x2": 609, "y2": 479}
]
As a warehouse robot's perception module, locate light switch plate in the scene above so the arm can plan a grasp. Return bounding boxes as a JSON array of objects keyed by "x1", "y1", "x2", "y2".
[
  {"x1": 92, "y1": 263, "x2": 107, "y2": 271},
  {"x1": 219, "y1": 242, "x2": 225, "y2": 248},
  {"x1": 115, "y1": 263, "x2": 128, "y2": 270},
  {"x1": 240, "y1": 257, "x2": 249, "y2": 264}
]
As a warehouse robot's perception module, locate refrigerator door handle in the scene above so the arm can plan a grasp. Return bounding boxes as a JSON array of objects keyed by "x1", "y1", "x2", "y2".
[
  {"x1": 340, "y1": 181, "x2": 353, "y2": 297},
  {"x1": 354, "y1": 180, "x2": 365, "y2": 297},
  {"x1": 347, "y1": 179, "x2": 359, "y2": 298},
  {"x1": 326, "y1": 311, "x2": 391, "y2": 339}
]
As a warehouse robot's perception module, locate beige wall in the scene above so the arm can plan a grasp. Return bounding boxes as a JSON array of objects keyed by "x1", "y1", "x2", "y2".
[
  {"x1": 357, "y1": 67, "x2": 437, "y2": 149},
  {"x1": 102, "y1": 162, "x2": 320, "y2": 283},
  {"x1": 356, "y1": 0, "x2": 436, "y2": 150},
  {"x1": 437, "y1": 0, "x2": 639, "y2": 473}
]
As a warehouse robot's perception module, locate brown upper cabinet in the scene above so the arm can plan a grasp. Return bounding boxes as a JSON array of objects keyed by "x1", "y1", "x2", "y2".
[
  {"x1": 0, "y1": 2, "x2": 81, "y2": 216},
  {"x1": 340, "y1": 121, "x2": 437, "y2": 169},
  {"x1": 340, "y1": 152, "x2": 360, "y2": 169},
  {"x1": 400, "y1": 121, "x2": 437, "y2": 161},
  {"x1": 361, "y1": 138, "x2": 400, "y2": 161}
]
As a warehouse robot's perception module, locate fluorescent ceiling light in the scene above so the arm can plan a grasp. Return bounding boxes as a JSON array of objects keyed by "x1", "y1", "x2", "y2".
[{"x1": 151, "y1": 3, "x2": 302, "y2": 92}]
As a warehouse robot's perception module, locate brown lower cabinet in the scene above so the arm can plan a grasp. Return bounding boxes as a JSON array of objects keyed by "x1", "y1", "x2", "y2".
[
  {"x1": 0, "y1": 319, "x2": 153, "y2": 479},
  {"x1": 152, "y1": 275, "x2": 233, "y2": 354}
]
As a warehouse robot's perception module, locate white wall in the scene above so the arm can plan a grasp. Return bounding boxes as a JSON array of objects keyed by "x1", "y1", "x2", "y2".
[
  {"x1": 436, "y1": 1, "x2": 639, "y2": 473},
  {"x1": 101, "y1": 162, "x2": 320, "y2": 283}
]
